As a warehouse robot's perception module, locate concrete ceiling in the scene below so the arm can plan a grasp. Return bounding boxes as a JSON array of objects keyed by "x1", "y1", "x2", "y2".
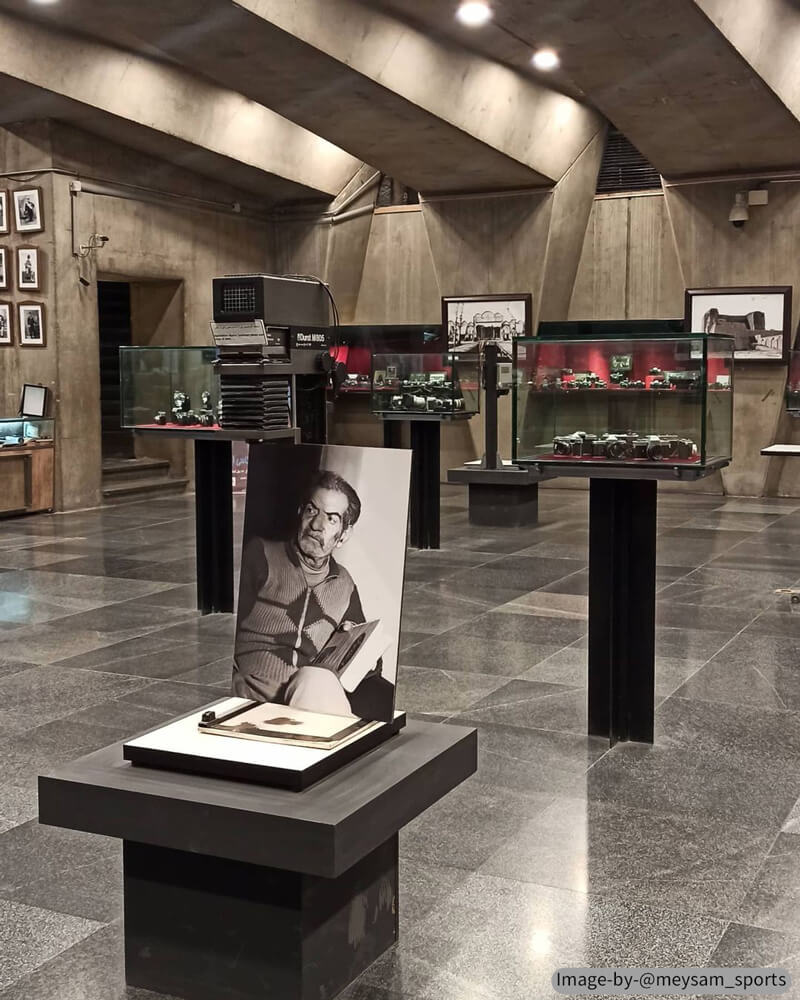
[
  {"x1": 374, "y1": 0, "x2": 800, "y2": 178},
  {"x1": 2, "y1": 0, "x2": 798, "y2": 192},
  {"x1": 0, "y1": 0, "x2": 602, "y2": 194},
  {"x1": 0, "y1": 9, "x2": 361, "y2": 204}
]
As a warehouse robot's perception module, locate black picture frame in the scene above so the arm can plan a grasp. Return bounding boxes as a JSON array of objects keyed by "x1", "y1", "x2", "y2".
[
  {"x1": 442, "y1": 293, "x2": 533, "y2": 359},
  {"x1": 684, "y1": 285, "x2": 792, "y2": 363}
]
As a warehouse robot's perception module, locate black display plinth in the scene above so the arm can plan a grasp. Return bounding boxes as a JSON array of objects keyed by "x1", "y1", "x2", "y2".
[
  {"x1": 447, "y1": 464, "x2": 548, "y2": 527},
  {"x1": 194, "y1": 438, "x2": 234, "y2": 615},
  {"x1": 38, "y1": 719, "x2": 477, "y2": 1000},
  {"x1": 409, "y1": 420, "x2": 440, "y2": 549},
  {"x1": 588, "y1": 478, "x2": 656, "y2": 745},
  {"x1": 124, "y1": 837, "x2": 397, "y2": 1000}
]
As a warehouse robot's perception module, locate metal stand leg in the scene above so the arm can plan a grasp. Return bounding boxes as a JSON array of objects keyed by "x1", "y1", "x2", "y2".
[
  {"x1": 409, "y1": 421, "x2": 440, "y2": 550},
  {"x1": 194, "y1": 439, "x2": 234, "y2": 615},
  {"x1": 123, "y1": 837, "x2": 398, "y2": 1000},
  {"x1": 588, "y1": 478, "x2": 656, "y2": 745}
]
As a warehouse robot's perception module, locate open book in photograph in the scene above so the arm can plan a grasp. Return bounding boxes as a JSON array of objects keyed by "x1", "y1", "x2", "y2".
[{"x1": 198, "y1": 700, "x2": 378, "y2": 750}]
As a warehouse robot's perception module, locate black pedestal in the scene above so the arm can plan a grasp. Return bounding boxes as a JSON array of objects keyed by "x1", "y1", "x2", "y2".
[
  {"x1": 409, "y1": 421, "x2": 440, "y2": 550},
  {"x1": 467, "y1": 481, "x2": 539, "y2": 526},
  {"x1": 588, "y1": 478, "x2": 656, "y2": 745},
  {"x1": 124, "y1": 837, "x2": 398, "y2": 1000},
  {"x1": 194, "y1": 439, "x2": 234, "y2": 615}
]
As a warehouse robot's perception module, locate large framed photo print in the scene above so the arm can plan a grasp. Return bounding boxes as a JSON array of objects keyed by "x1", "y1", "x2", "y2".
[
  {"x1": 444, "y1": 293, "x2": 532, "y2": 360},
  {"x1": 17, "y1": 247, "x2": 40, "y2": 292},
  {"x1": 0, "y1": 303, "x2": 11, "y2": 346},
  {"x1": 19, "y1": 302, "x2": 45, "y2": 348},
  {"x1": 685, "y1": 286, "x2": 792, "y2": 362},
  {"x1": 0, "y1": 248, "x2": 8, "y2": 291},
  {"x1": 13, "y1": 188, "x2": 43, "y2": 234},
  {"x1": 0, "y1": 192, "x2": 8, "y2": 235}
]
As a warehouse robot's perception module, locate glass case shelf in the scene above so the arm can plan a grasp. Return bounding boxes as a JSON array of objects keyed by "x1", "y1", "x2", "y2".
[
  {"x1": 371, "y1": 352, "x2": 480, "y2": 419},
  {"x1": 120, "y1": 347, "x2": 220, "y2": 430},
  {"x1": 513, "y1": 334, "x2": 733, "y2": 472},
  {"x1": 0, "y1": 417, "x2": 54, "y2": 446},
  {"x1": 787, "y1": 351, "x2": 800, "y2": 413}
]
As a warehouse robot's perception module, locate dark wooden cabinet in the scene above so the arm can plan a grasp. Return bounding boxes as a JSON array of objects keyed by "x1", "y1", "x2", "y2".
[{"x1": 0, "y1": 440, "x2": 55, "y2": 516}]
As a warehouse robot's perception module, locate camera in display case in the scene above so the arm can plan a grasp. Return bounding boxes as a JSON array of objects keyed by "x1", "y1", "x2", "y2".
[
  {"x1": 787, "y1": 351, "x2": 800, "y2": 413},
  {"x1": 371, "y1": 352, "x2": 480, "y2": 419},
  {"x1": 513, "y1": 334, "x2": 733, "y2": 476},
  {"x1": 120, "y1": 347, "x2": 221, "y2": 430}
]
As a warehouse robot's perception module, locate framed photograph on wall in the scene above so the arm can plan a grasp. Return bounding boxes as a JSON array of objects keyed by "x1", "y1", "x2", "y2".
[
  {"x1": 684, "y1": 286, "x2": 792, "y2": 362},
  {"x1": 0, "y1": 192, "x2": 8, "y2": 235},
  {"x1": 17, "y1": 247, "x2": 40, "y2": 292},
  {"x1": 13, "y1": 188, "x2": 43, "y2": 234},
  {"x1": 0, "y1": 248, "x2": 8, "y2": 291},
  {"x1": 18, "y1": 302, "x2": 45, "y2": 348},
  {"x1": 443, "y1": 293, "x2": 532, "y2": 360},
  {"x1": 0, "y1": 303, "x2": 12, "y2": 346}
]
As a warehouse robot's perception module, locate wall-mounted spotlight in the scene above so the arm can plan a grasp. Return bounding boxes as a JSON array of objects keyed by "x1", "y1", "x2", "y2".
[
  {"x1": 728, "y1": 188, "x2": 769, "y2": 229},
  {"x1": 532, "y1": 48, "x2": 560, "y2": 70},
  {"x1": 456, "y1": 2, "x2": 492, "y2": 27},
  {"x1": 728, "y1": 191, "x2": 749, "y2": 228}
]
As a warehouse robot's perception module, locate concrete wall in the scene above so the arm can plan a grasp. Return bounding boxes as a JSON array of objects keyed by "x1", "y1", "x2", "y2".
[{"x1": 0, "y1": 121, "x2": 271, "y2": 510}]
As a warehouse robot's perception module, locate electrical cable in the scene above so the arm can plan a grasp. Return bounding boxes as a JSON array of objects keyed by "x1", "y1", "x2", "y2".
[{"x1": 280, "y1": 273, "x2": 343, "y2": 386}]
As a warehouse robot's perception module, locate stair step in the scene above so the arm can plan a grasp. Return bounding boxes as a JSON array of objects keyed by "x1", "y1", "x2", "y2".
[
  {"x1": 102, "y1": 457, "x2": 171, "y2": 483},
  {"x1": 103, "y1": 476, "x2": 189, "y2": 502}
]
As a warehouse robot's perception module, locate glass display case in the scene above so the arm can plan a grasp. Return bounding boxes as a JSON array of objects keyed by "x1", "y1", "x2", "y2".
[
  {"x1": 120, "y1": 347, "x2": 220, "y2": 430},
  {"x1": 0, "y1": 417, "x2": 54, "y2": 446},
  {"x1": 332, "y1": 325, "x2": 443, "y2": 395},
  {"x1": 513, "y1": 334, "x2": 733, "y2": 472},
  {"x1": 371, "y1": 351, "x2": 480, "y2": 418},
  {"x1": 787, "y1": 351, "x2": 800, "y2": 413}
]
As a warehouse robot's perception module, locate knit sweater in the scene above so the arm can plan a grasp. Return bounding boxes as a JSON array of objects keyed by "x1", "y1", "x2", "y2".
[{"x1": 233, "y1": 537, "x2": 365, "y2": 702}]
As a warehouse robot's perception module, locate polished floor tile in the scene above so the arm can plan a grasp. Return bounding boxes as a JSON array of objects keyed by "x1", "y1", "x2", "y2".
[
  {"x1": 1, "y1": 489, "x2": 799, "y2": 996},
  {"x1": 481, "y1": 795, "x2": 773, "y2": 920}
]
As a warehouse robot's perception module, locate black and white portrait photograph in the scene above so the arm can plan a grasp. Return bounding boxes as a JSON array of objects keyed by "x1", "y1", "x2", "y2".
[
  {"x1": 0, "y1": 248, "x2": 7, "y2": 291},
  {"x1": 232, "y1": 442, "x2": 411, "y2": 724},
  {"x1": 13, "y1": 188, "x2": 43, "y2": 234},
  {"x1": 444, "y1": 293, "x2": 532, "y2": 359},
  {"x1": 0, "y1": 303, "x2": 11, "y2": 346},
  {"x1": 0, "y1": 192, "x2": 8, "y2": 235},
  {"x1": 16, "y1": 247, "x2": 39, "y2": 292},
  {"x1": 685, "y1": 286, "x2": 792, "y2": 362},
  {"x1": 18, "y1": 303, "x2": 45, "y2": 348}
]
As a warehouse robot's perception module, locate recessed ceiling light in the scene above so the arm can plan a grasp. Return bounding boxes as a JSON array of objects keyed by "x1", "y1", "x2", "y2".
[
  {"x1": 29, "y1": 0, "x2": 61, "y2": 5},
  {"x1": 532, "y1": 48, "x2": 560, "y2": 70},
  {"x1": 456, "y1": 2, "x2": 492, "y2": 27}
]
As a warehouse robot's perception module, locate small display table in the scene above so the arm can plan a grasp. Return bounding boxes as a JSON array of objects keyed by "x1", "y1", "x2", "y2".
[
  {"x1": 521, "y1": 460, "x2": 729, "y2": 745},
  {"x1": 38, "y1": 712, "x2": 477, "y2": 1000},
  {"x1": 134, "y1": 427, "x2": 299, "y2": 614}
]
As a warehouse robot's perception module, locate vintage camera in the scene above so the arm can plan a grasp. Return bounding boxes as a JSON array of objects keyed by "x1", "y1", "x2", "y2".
[
  {"x1": 604, "y1": 433, "x2": 636, "y2": 460},
  {"x1": 590, "y1": 439, "x2": 608, "y2": 458},
  {"x1": 154, "y1": 410, "x2": 167, "y2": 425},
  {"x1": 650, "y1": 379, "x2": 671, "y2": 389},
  {"x1": 610, "y1": 372, "x2": 626, "y2": 384},
  {"x1": 649, "y1": 367, "x2": 663, "y2": 375},
  {"x1": 553, "y1": 431, "x2": 597, "y2": 457}
]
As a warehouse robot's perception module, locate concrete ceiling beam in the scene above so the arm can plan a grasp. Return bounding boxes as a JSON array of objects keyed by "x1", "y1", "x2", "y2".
[
  {"x1": 0, "y1": 0, "x2": 602, "y2": 193},
  {"x1": 0, "y1": 10, "x2": 360, "y2": 202},
  {"x1": 376, "y1": 0, "x2": 800, "y2": 178}
]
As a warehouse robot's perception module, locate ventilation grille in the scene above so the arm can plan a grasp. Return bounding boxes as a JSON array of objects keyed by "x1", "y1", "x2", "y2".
[
  {"x1": 222, "y1": 283, "x2": 256, "y2": 314},
  {"x1": 597, "y1": 129, "x2": 661, "y2": 193}
]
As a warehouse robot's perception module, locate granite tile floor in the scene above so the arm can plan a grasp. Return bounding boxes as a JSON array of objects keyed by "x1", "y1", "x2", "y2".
[{"x1": 1, "y1": 486, "x2": 800, "y2": 998}]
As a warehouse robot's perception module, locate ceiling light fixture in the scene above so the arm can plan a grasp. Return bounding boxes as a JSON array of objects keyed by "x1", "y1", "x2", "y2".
[
  {"x1": 29, "y1": 0, "x2": 61, "y2": 5},
  {"x1": 532, "y1": 48, "x2": 560, "y2": 70},
  {"x1": 456, "y1": 2, "x2": 492, "y2": 27}
]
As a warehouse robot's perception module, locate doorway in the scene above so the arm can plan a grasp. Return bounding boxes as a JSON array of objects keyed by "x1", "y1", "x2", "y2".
[{"x1": 97, "y1": 280, "x2": 134, "y2": 459}]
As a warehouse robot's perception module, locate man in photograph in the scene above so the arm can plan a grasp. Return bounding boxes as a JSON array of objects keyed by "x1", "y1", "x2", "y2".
[
  {"x1": 18, "y1": 196, "x2": 36, "y2": 226},
  {"x1": 21, "y1": 254, "x2": 34, "y2": 284},
  {"x1": 233, "y1": 470, "x2": 387, "y2": 716},
  {"x1": 24, "y1": 312, "x2": 39, "y2": 341}
]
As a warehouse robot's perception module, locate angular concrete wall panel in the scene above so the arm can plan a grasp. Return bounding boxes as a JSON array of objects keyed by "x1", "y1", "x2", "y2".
[
  {"x1": 664, "y1": 180, "x2": 800, "y2": 496},
  {"x1": 354, "y1": 208, "x2": 440, "y2": 323},
  {"x1": 539, "y1": 130, "x2": 606, "y2": 322}
]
